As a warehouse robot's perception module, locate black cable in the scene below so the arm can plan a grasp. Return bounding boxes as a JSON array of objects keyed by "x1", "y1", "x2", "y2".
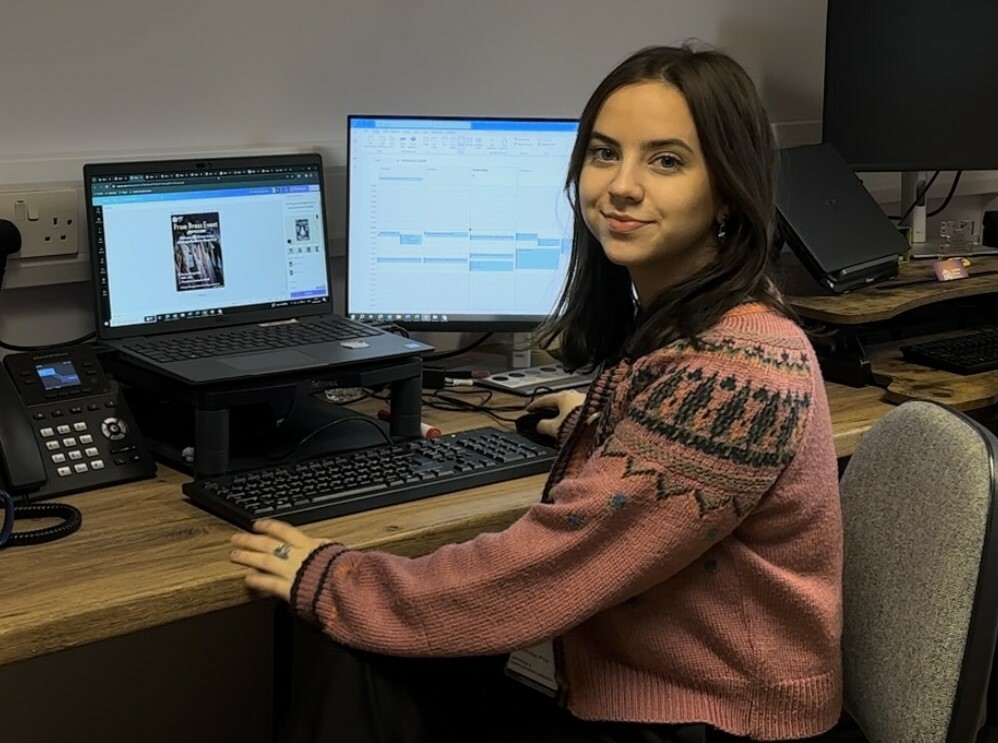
[
  {"x1": 927, "y1": 171, "x2": 963, "y2": 218},
  {"x1": 382, "y1": 323, "x2": 411, "y2": 339},
  {"x1": 420, "y1": 385, "x2": 559, "y2": 425},
  {"x1": 0, "y1": 331, "x2": 97, "y2": 353},
  {"x1": 268, "y1": 415, "x2": 393, "y2": 460},
  {"x1": 0, "y1": 490, "x2": 83, "y2": 548},
  {"x1": 888, "y1": 171, "x2": 940, "y2": 223},
  {"x1": 425, "y1": 333, "x2": 493, "y2": 362},
  {"x1": 423, "y1": 389, "x2": 514, "y2": 422},
  {"x1": 0, "y1": 234, "x2": 97, "y2": 352},
  {"x1": 0, "y1": 488, "x2": 12, "y2": 547}
]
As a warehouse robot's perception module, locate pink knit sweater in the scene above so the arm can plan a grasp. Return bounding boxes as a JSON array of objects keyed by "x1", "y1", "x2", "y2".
[{"x1": 292, "y1": 305, "x2": 844, "y2": 740}]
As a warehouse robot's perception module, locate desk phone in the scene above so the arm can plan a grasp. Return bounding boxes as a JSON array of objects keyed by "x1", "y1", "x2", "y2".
[{"x1": 0, "y1": 345, "x2": 156, "y2": 501}]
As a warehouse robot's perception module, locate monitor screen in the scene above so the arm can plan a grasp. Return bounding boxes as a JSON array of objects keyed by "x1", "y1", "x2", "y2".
[
  {"x1": 822, "y1": 0, "x2": 998, "y2": 172},
  {"x1": 346, "y1": 116, "x2": 578, "y2": 331},
  {"x1": 86, "y1": 155, "x2": 330, "y2": 336}
]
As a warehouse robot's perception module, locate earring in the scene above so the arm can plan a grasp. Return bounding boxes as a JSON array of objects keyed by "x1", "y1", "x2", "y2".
[{"x1": 716, "y1": 217, "x2": 728, "y2": 243}]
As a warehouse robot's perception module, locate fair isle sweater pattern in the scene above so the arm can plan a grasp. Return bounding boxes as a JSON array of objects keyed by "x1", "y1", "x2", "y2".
[{"x1": 559, "y1": 332, "x2": 812, "y2": 521}]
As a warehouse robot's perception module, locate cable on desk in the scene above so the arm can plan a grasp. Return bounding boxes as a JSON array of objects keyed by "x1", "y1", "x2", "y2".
[
  {"x1": 0, "y1": 331, "x2": 97, "y2": 353},
  {"x1": 267, "y1": 415, "x2": 394, "y2": 460},
  {"x1": 421, "y1": 386, "x2": 558, "y2": 425},
  {"x1": 0, "y1": 489, "x2": 83, "y2": 548},
  {"x1": 425, "y1": 333, "x2": 494, "y2": 362}
]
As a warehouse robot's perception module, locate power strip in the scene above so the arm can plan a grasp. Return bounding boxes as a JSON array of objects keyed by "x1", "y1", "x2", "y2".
[{"x1": 475, "y1": 363, "x2": 594, "y2": 397}]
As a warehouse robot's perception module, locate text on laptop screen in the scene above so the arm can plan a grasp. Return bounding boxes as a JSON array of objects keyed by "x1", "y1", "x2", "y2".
[
  {"x1": 89, "y1": 163, "x2": 329, "y2": 329},
  {"x1": 346, "y1": 117, "x2": 578, "y2": 330}
]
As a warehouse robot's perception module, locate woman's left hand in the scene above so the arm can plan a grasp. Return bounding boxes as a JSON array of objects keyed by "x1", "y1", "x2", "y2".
[{"x1": 229, "y1": 519, "x2": 330, "y2": 602}]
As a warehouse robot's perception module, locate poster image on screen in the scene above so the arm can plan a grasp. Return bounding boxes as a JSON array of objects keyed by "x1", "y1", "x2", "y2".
[
  {"x1": 36, "y1": 361, "x2": 81, "y2": 390},
  {"x1": 172, "y1": 212, "x2": 225, "y2": 292}
]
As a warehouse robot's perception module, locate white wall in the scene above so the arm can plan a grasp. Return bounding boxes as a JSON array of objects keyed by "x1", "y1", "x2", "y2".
[{"x1": 0, "y1": 0, "x2": 827, "y2": 161}]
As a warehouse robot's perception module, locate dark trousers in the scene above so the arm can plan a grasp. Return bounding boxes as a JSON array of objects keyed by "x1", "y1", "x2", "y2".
[{"x1": 276, "y1": 614, "x2": 760, "y2": 743}]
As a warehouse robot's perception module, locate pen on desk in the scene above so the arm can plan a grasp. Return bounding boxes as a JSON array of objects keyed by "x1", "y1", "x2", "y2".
[{"x1": 377, "y1": 408, "x2": 442, "y2": 438}]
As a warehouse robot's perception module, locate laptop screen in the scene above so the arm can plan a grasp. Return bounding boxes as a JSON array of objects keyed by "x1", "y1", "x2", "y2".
[{"x1": 85, "y1": 154, "x2": 331, "y2": 339}]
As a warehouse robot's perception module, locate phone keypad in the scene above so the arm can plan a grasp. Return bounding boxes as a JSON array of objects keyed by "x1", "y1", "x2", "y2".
[{"x1": 34, "y1": 408, "x2": 131, "y2": 480}]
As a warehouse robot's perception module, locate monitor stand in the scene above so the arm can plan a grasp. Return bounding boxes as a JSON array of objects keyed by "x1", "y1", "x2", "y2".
[
  {"x1": 474, "y1": 332, "x2": 595, "y2": 397},
  {"x1": 901, "y1": 171, "x2": 928, "y2": 245}
]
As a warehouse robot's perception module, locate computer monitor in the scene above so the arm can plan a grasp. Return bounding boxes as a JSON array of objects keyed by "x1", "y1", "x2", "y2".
[
  {"x1": 822, "y1": 0, "x2": 998, "y2": 172},
  {"x1": 346, "y1": 115, "x2": 578, "y2": 332}
]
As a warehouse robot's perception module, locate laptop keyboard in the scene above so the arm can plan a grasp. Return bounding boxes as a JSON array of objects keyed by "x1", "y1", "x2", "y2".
[{"x1": 125, "y1": 316, "x2": 381, "y2": 364}]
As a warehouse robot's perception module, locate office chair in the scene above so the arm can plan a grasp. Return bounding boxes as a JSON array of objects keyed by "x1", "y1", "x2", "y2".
[{"x1": 837, "y1": 400, "x2": 998, "y2": 743}]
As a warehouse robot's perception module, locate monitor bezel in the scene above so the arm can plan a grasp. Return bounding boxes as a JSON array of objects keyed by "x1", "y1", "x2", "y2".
[
  {"x1": 84, "y1": 153, "x2": 332, "y2": 341},
  {"x1": 344, "y1": 114, "x2": 577, "y2": 333},
  {"x1": 821, "y1": 0, "x2": 998, "y2": 172}
]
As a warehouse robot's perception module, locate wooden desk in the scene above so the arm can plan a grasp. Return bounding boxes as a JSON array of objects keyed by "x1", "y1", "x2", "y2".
[
  {"x1": 0, "y1": 384, "x2": 893, "y2": 669},
  {"x1": 789, "y1": 255, "x2": 998, "y2": 325},
  {"x1": 788, "y1": 257, "x2": 998, "y2": 410}
]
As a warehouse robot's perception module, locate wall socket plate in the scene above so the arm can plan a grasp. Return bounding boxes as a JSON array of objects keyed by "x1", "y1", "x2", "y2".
[{"x1": 0, "y1": 188, "x2": 80, "y2": 259}]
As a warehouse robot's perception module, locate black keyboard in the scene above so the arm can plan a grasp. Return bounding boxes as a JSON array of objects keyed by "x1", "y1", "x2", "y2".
[
  {"x1": 125, "y1": 316, "x2": 380, "y2": 364},
  {"x1": 183, "y1": 427, "x2": 557, "y2": 529},
  {"x1": 900, "y1": 327, "x2": 998, "y2": 375}
]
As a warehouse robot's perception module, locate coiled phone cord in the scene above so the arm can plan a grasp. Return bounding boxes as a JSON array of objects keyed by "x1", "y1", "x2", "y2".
[{"x1": 0, "y1": 488, "x2": 82, "y2": 548}]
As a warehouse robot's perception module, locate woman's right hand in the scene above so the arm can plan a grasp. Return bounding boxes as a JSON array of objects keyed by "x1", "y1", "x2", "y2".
[{"x1": 527, "y1": 390, "x2": 586, "y2": 438}]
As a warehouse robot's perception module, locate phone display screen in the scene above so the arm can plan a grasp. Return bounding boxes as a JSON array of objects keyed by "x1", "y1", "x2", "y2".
[{"x1": 35, "y1": 361, "x2": 82, "y2": 390}]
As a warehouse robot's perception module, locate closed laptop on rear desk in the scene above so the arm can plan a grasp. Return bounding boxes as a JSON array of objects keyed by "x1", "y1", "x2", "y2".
[
  {"x1": 776, "y1": 144, "x2": 905, "y2": 294},
  {"x1": 84, "y1": 154, "x2": 432, "y2": 385}
]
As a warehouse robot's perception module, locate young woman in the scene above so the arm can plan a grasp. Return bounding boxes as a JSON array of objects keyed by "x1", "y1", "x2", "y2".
[{"x1": 229, "y1": 44, "x2": 843, "y2": 743}]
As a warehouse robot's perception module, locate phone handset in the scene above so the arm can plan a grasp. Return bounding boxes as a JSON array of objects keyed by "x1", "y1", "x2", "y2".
[
  {"x1": 0, "y1": 366, "x2": 46, "y2": 492},
  {"x1": 0, "y1": 365, "x2": 82, "y2": 548}
]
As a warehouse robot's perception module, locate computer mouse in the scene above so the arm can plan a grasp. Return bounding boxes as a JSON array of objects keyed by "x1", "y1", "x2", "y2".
[{"x1": 515, "y1": 408, "x2": 559, "y2": 446}]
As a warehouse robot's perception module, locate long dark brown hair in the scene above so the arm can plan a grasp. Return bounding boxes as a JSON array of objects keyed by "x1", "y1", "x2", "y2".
[{"x1": 538, "y1": 44, "x2": 790, "y2": 370}]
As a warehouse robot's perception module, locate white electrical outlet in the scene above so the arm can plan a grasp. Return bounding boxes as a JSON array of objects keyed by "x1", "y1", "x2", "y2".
[{"x1": 0, "y1": 188, "x2": 80, "y2": 259}]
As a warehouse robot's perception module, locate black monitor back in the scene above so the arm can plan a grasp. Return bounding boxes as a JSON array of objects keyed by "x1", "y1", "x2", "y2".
[{"x1": 775, "y1": 144, "x2": 905, "y2": 294}]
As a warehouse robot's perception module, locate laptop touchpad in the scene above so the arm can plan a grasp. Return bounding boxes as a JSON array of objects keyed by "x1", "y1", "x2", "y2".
[{"x1": 221, "y1": 350, "x2": 316, "y2": 372}]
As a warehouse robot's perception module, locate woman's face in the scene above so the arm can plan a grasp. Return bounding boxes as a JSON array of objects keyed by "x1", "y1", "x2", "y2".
[{"x1": 579, "y1": 80, "x2": 725, "y2": 305}]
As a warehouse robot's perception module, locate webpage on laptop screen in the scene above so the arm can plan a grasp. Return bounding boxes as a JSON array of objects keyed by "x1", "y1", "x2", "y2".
[{"x1": 90, "y1": 166, "x2": 328, "y2": 330}]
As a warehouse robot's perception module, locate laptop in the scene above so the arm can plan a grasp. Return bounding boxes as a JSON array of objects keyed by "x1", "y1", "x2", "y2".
[
  {"x1": 775, "y1": 144, "x2": 905, "y2": 293},
  {"x1": 83, "y1": 153, "x2": 433, "y2": 385}
]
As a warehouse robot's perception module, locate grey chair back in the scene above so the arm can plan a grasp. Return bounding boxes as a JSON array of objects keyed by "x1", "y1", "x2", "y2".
[{"x1": 839, "y1": 400, "x2": 998, "y2": 743}]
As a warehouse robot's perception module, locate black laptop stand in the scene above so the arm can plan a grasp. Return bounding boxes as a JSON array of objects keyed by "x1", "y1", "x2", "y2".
[{"x1": 99, "y1": 352, "x2": 424, "y2": 479}]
